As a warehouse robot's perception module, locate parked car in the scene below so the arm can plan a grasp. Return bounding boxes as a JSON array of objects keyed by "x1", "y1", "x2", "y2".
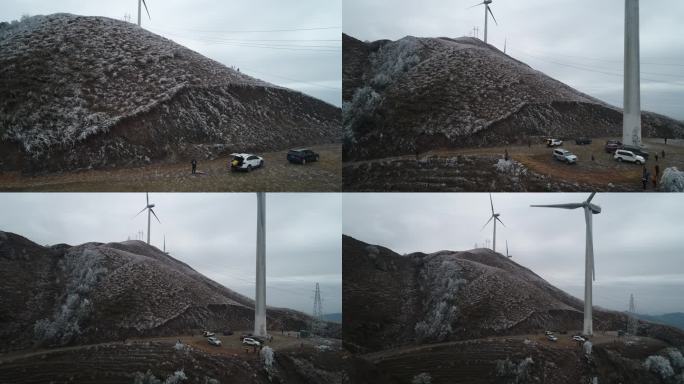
[
  {"x1": 614, "y1": 149, "x2": 645, "y2": 165},
  {"x1": 575, "y1": 137, "x2": 592, "y2": 145},
  {"x1": 546, "y1": 138, "x2": 563, "y2": 147},
  {"x1": 230, "y1": 153, "x2": 264, "y2": 172},
  {"x1": 207, "y1": 336, "x2": 222, "y2": 346},
  {"x1": 202, "y1": 331, "x2": 215, "y2": 337},
  {"x1": 287, "y1": 148, "x2": 320, "y2": 164},
  {"x1": 547, "y1": 335, "x2": 558, "y2": 342},
  {"x1": 552, "y1": 148, "x2": 578, "y2": 164},
  {"x1": 545, "y1": 331, "x2": 554, "y2": 336},
  {"x1": 622, "y1": 145, "x2": 650, "y2": 160},
  {"x1": 604, "y1": 140, "x2": 623, "y2": 153},
  {"x1": 242, "y1": 337, "x2": 261, "y2": 346},
  {"x1": 572, "y1": 335, "x2": 586, "y2": 342},
  {"x1": 222, "y1": 329, "x2": 234, "y2": 336}
]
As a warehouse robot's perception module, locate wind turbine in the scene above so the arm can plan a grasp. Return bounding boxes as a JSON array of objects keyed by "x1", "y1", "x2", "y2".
[
  {"x1": 469, "y1": 0, "x2": 498, "y2": 44},
  {"x1": 531, "y1": 192, "x2": 601, "y2": 336},
  {"x1": 137, "y1": 0, "x2": 151, "y2": 27},
  {"x1": 506, "y1": 240, "x2": 511, "y2": 258},
  {"x1": 481, "y1": 193, "x2": 505, "y2": 253},
  {"x1": 254, "y1": 192, "x2": 267, "y2": 337},
  {"x1": 135, "y1": 192, "x2": 160, "y2": 245}
]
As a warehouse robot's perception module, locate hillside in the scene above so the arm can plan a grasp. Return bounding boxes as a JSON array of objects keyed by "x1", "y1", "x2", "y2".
[
  {"x1": 342, "y1": 33, "x2": 684, "y2": 161},
  {"x1": 343, "y1": 235, "x2": 684, "y2": 353},
  {"x1": 0, "y1": 230, "x2": 310, "y2": 353},
  {"x1": 0, "y1": 14, "x2": 341, "y2": 174}
]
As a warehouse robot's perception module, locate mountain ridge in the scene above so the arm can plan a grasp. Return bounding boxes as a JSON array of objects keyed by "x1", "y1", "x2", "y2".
[
  {"x1": 342, "y1": 33, "x2": 684, "y2": 161},
  {"x1": 0, "y1": 230, "x2": 310, "y2": 353}
]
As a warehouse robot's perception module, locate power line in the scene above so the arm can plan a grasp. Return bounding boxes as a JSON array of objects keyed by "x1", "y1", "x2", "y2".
[
  {"x1": 511, "y1": 49, "x2": 684, "y2": 86},
  {"x1": 152, "y1": 24, "x2": 341, "y2": 34}
]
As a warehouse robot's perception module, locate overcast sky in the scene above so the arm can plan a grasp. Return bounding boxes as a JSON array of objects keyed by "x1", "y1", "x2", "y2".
[
  {"x1": 343, "y1": 0, "x2": 684, "y2": 120},
  {"x1": 343, "y1": 193, "x2": 684, "y2": 315},
  {"x1": 0, "y1": 193, "x2": 342, "y2": 315},
  {"x1": 1, "y1": 0, "x2": 341, "y2": 107}
]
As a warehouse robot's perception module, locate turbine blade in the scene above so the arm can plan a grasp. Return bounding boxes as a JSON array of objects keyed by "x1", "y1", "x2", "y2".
[
  {"x1": 496, "y1": 216, "x2": 506, "y2": 227},
  {"x1": 134, "y1": 207, "x2": 147, "y2": 217},
  {"x1": 480, "y1": 216, "x2": 494, "y2": 231},
  {"x1": 150, "y1": 209, "x2": 161, "y2": 224},
  {"x1": 586, "y1": 192, "x2": 596, "y2": 203},
  {"x1": 489, "y1": 193, "x2": 495, "y2": 215},
  {"x1": 468, "y1": 1, "x2": 486, "y2": 9},
  {"x1": 487, "y1": 5, "x2": 498, "y2": 25},
  {"x1": 530, "y1": 203, "x2": 584, "y2": 209},
  {"x1": 142, "y1": 0, "x2": 151, "y2": 20}
]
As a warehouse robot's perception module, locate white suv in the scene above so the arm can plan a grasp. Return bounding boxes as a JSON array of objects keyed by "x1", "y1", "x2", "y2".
[
  {"x1": 552, "y1": 148, "x2": 577, "y2": 164},
  {"x1": 546, "y1": 138, "x2": 563, "y2": 147},
  {"x1": 614, "y1": 149, "x2": 645, "y2": 165},
  {"x1": 230, "y1": 153, "x2": 264, "y2": 172}
]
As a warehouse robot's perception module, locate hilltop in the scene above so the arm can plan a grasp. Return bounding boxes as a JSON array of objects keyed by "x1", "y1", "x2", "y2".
[
  {"x1": 342, "y1": 33, "x2": 684, "y2": 161},
  {"x1": 0, "y1": 14, "x2": 341, "y2": 174}
]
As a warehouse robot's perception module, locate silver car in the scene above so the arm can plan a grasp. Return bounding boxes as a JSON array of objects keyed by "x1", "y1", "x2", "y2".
[{"x1": 552, "y1": 148, "x2": 577, "y2": 164}]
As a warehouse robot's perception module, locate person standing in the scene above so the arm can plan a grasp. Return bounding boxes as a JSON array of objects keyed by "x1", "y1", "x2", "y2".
[
  {"x1": 642, "y1": 167, "x2": 650, "y2": 190},
  {"x1": 662, "y1": 150, "x2": 666, "y2": 159},
  {"x1": 191, "y1": 159, "x2": 197, "y2": 174}
]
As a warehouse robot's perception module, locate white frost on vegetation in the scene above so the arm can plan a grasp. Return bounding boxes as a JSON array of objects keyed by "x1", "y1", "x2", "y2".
[
  {"x1": 33, "y1": 247, "x2": 107, "y2": 345},
  {"x1": 261, "y1": 346, "x2": 274, "y2": 368},
  {"x1": 414, "y1": 256, "x2": 466, "y2": 342},
  {"x1": 660, "y1": 167, "x2": 684, "y2": 192},
  {"x1": 411, "y1": 372, "x2": 432, "y2": 384},
  {"x1": 644, "y1": 355, "x2": 675, "y2": 379}
]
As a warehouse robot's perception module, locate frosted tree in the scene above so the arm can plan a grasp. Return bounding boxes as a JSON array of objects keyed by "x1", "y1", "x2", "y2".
[
  {"x1": 411, "y1": 372, "x2": 432, "y2": 384},
  {"x1": 261, "y1": 346, "x2": 274, "y2": 368},
  {"x1": 644, "y1": 355, "x2": 674, "y2": 379}
]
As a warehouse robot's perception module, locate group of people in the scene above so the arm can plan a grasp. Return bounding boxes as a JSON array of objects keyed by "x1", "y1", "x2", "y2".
[{"x1": 641, "y1": 149, "x2": 667, "y2": 190}]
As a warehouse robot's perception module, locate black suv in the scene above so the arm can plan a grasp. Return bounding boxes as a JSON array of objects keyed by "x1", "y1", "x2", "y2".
[
  {"x1": 622, "y1": 145, "x2": 650, "y2": 161},
  {"x1": 287, "y1": 148, "x2": 320, "y2": 164},
  {"x1": 575, "y1": 138, "x2": 592, "y2": 145}
]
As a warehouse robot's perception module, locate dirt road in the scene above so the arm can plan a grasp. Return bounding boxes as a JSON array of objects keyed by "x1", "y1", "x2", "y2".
[{"x1": 0, "y1": 144, "x2": 341, "y2": 192}]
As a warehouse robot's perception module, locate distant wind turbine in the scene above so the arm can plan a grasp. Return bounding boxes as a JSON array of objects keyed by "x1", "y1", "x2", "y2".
[
  {"x1": 137, "y1": 0, "x2": 151, "y2": 27},
  {"x1": 481, "y1": 193, "x2": 505, "y2": 253},
  {"x1": 506, "y1": 240, "x2": 511, "y2": 258},
  {"x1": 531, "y1": 192, "x2": 601, "y2": 336},
  {"x1": 469, "y1": 0, "x2": 498, "y2": 44},
  {"x1": 135, "y1": 192, "x2": 160, "y2": 245}
]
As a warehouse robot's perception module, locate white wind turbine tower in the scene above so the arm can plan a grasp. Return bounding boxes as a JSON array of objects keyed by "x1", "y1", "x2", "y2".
[
  {"x1": 135, "y1": 192, "x2": 160, "y2": 245},
  {"x1": 469, "y1": 0, "x2": 498, "y2": 44},
  {"x1": 137, "y1": 0, "x2": 151, "y2": 27},
  {"x1": 481, "y1": 193, "x2": 505, "y2": 253},
  {"x1": 531, "y1": 192, "x2": 601, "y2": 336},
  {"x1": 506, "y1": 240, "x2": 511, "y2": 258},
  {"x1": 623, "y1": 0, "x2": 641, "y2": 146},
  {"x1": 254, "y1": 192, "x2": 267, "y2": 337}
]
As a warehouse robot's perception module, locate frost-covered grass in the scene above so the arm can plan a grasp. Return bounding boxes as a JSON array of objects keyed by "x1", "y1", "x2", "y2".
[
  {"x1": 133, "y1": 369, "x2": 187, "y2": 384},
  {"x1": 411, "y1": 372, "x2": 432, "y2": 384},
  {"x1": 1, "y1": 14, "x2": 339, "y2": 172}
]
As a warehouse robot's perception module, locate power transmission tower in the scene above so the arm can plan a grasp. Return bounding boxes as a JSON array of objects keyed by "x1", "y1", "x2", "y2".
[
  {"x1": 627, "y1": 293, "x2": 638, "y2": 335},
  {"x1": 312, "y1": 283, "x2": 323, "y2": 334}
]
